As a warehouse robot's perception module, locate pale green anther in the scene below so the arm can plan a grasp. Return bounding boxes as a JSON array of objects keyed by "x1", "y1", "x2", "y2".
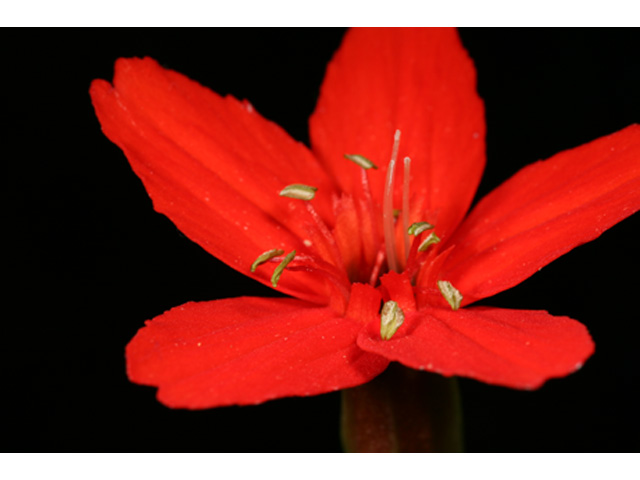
[
  {"x1": 408, "y1": 221, "x2": 434, "y2": 236},
  {"x1": 250, "y1": 248, "x2": 285, "y2": 272},
  {"x1": 380, "y1": 300, "x2": 405, "y2": 341},
  {"x1": 344, "y1": 154, "x2": 378, "y2": 170},
  {"x1": 418, "y1": 232, "x2": 441, "y2": 252},
  {"x1": 279, "y1": 184, "x2": 317, "y2": 201},
  {"x1": 438, "y1": 280, "x2": 463, "y2": 310},
  {"x1": 271, "y1": 250, "x2": 296, "y2": 287}
]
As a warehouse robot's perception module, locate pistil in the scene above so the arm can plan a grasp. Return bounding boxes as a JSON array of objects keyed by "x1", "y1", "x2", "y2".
[{"x1": 383, "y1": 130, "x2": 402, "y2": 273}]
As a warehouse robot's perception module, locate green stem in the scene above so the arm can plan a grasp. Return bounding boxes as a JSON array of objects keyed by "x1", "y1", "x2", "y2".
[{"x1": 341, "y1": 363, "x2": 463, "y2": 452}]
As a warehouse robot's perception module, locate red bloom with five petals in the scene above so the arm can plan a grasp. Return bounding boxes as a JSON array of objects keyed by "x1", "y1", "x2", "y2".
[{"x1": 90, "y1": 28, "x2": 640, "y2": 409}]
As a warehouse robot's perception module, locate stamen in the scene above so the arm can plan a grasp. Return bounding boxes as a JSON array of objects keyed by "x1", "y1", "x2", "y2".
[
  {"x1": 278, "y1": 182, "x2": 343, "y2": 269},
  {"x1": 360, "y1": 167, "x2": 382, "y2": 281},
  {"x1": 438, "y1": 280, "x2": 463, "y2": 310},
  {"x1": 408, "y1": 221, "x2": 434, "y2": 236},
  {"x1": 369, "y1": 246, "x2": 386, "y2": 286},
  {"x1": 404, "y1": 223, "x2": 439, "y2": 280},
  {"x1": 250, "y1": 248, "x2": 285, "y2": 272},
  {"x1": 418, "y1": 232, "x2": 440, "y2": 252},
  {"x1": 287, "y1": 254, "x2": 351, "y2": 304},
  {"x1": 344, "y1": 154, "x2": 378, "y2": 170},
  {"x1": 279, "y1": 184, "x2": 317, "y2": 201},
  {"x1": 380, "y1": 300, "x2": 405, "y2": 340},
  {"x1": 383, "y1": 129, "x2": 402, "y2": 273},
  {"x1": 402, "y1": 156, "x2": 411, "y2": 261},
  {"x1": 305, "y1": 201, "x2": 344, "y2": 269},
  {"x1": 271, "y1": 250, "x2": 296, "y2": 287}
]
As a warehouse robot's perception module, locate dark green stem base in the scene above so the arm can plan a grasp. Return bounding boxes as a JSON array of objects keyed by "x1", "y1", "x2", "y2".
[{"x1": 341, "y1": 364, "x2": 463, "y2": 452}]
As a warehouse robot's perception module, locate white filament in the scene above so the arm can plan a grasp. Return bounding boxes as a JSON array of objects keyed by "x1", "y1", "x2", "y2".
[{"x1": 383, "y1": 130, "x2": 402, "y2": 272}]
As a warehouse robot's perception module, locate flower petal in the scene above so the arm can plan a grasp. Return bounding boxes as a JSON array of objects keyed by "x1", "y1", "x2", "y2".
[
  {"x1": 357, "y1": 306, "x2": 594, "y2": 390},
  {"x1": 441, "y1": 125, "x2": 640, "y2": 304},
  {"x1": 127, "y1": 296, "x2": 389, "y2": 408},
  {"x1": 91, "y1": 57, "x2": 339, "y2": 304},
  {"x1": 310, "y1": 28, "x2": 485, "y2": 240}
]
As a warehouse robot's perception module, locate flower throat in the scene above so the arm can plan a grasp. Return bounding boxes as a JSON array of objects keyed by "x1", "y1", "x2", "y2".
[{"x1": 251, "y1": 129, "x2": 460, "y2": 311}]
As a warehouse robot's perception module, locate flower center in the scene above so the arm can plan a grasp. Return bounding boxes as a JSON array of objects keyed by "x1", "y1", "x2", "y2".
[{"x1": 250, "y1": 129, "x2": 462, "y2": 317}]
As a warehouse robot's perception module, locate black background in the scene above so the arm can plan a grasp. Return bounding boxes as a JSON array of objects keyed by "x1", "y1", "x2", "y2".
[{"x1": 7, "y1": 28, "x2": 639, "y2": 452}]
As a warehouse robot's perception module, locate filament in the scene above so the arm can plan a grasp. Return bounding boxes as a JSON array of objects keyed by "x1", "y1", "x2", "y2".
[
  {"x1": 402, "y1": 156, "x2": 411, "y2": 263},
  {"x1": 305, "y1": 201, "x2": 344, "y2": 270}
]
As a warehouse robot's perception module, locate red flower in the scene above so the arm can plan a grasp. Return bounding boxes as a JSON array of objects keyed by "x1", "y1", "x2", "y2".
[{"x1": 91, "y1": 28, "x2": 640, "y2": 409}]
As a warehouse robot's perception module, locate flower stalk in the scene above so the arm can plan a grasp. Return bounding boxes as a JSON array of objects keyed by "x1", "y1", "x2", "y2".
[{"x1": 341, "y1": 364, "x2": 463, "y2": 452}]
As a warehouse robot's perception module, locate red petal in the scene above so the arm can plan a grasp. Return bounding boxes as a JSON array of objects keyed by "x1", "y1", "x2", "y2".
[
  {"x1": 442, "y1": 125, "x2": 640, "y2": 304},
  {"x1": 379, "y1": 271, "x2": 416, "y2": 313},
  {"x1": 90, "y1": 57, "x2": 339, "y2": 304},
  {"x1": 345, "y1": 282, "x2": 383, "y2": 325},
  {"x1": 310, "y1": 28, "x2": 485, "y2": 240},
  {"x1": 357, "y1": 306, "x2": 594, "y2": 389},
  {"x1": 127, "y1": 296, "x2": 388, "y2": 408}
]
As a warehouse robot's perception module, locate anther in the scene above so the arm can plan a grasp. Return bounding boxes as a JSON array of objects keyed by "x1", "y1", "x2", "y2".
[
  {"x1": 380, "y1": 300, "x2": 405, "y2": 340},
  {"x1": 438, "y1": 280, "x2": 463, "y2": 310},
  {"x1": 344, "y1": 154, "x2": 378, "y2": 170},
  {"x1": 279, "y1": 184, "x2": 317, "y2": 201},
  {"x1": 418, "y1": 232, "x2": 440, "y2": 252},
  {"x1": 408, "y1": 222, "x2": 434, "y2": 236},
  {"x1": 271, "y1": 250, "x2": 296, "y2": 287},
  {"x1": 251, "y1": 248, "x2": 285, "y2": 272}
]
